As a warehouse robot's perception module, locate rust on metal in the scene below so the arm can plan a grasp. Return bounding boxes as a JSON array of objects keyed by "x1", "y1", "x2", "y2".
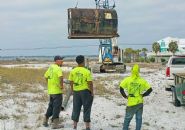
[{"x1": 68, "y1": 8, "x2": 119, "y2": 39}]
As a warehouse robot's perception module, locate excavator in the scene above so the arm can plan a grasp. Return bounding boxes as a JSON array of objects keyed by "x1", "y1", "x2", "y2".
[
  {"x1": 63, "y1": 0, "x2": 126, "y2": 111},
  {"x1": 67, "y1": 0, "x2": 126, "y2": 73}
]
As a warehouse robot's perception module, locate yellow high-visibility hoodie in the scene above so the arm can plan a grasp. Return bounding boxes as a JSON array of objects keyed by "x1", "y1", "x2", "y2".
[{"x1": 120, "y1": 64, "x2": 151, "y2": 106}]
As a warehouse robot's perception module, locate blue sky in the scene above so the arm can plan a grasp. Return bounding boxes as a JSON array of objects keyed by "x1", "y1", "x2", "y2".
[{"x1": 0, "y1": 0, "x2": 185, "y2": 56}]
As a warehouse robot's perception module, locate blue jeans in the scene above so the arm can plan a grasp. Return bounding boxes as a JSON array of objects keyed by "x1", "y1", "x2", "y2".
[{"x1": 123, "y1": 103, "x2": 143, "y2": 130}]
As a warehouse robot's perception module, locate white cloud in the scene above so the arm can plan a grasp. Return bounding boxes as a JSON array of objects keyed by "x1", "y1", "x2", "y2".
[
  {"x1": 0, "y1": 0, "x2": 185, "y2": 56},
  {"x1": 0, "y1": 0, "x2": 59, "y2": 7}
]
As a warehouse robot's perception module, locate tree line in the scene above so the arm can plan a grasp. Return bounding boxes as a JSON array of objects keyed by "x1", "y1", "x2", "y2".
[
  {"x1": 124, "y1": 48, "x2": 149, "y2": 63},
  {"x1": 152, "y1": 41, "x2": 178, "y2": 56},
  {"x1": 124, "y1": 41, "x2": 178, "y2": 63}
]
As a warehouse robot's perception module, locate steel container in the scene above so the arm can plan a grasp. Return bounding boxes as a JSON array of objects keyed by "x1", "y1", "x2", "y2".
[{"x1": 68, "y1": 8, "x2": 119, "y2": 39}]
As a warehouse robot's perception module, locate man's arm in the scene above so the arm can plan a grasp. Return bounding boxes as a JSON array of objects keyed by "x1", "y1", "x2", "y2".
[
  {"x1": 142, "y1": 88, "x2": 152, "y2": 97},
  {"x1": 120, "y1": 87, "x2": 128, "y2": 99},
  {"x1": 60, "y1": 76, "x2": 64, "y2": 89},
  {"x1": 70, "y1": 81, "x2": 74, "y2": 91},
  {"x1": 88, "y1": 81, "x2": 94, "y2": 96}
]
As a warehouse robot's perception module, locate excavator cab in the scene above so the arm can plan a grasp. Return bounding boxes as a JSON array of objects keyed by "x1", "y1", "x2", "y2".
[{"x1": 95, "y1": 37, "x2": 126, "y2": 73}]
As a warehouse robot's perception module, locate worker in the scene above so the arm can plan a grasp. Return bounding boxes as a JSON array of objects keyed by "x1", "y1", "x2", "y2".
[
  {"x1": 119, "y1": 64, "x2": 152, "y2": 130},
  {"x1": 68, "y1": 55, "x2": 94, "y2": 130},
  {"x1": 43, "y1": 55, "x2": 64, "y2": 129}
]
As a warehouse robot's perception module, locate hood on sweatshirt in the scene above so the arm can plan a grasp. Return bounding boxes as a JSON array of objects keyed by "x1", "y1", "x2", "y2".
[{"x1": 131, "y1": 64, "x2": 140, "y2": 78}]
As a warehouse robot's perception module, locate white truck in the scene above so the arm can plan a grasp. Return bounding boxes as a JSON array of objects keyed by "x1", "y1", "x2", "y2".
[{"x1": 165, "y1": 55, "x2": 185, "y2": 91}]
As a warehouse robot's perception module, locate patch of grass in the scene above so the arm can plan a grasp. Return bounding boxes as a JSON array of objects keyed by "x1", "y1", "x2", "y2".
[
  {"x1": 143, "y1": 122, "x2": 150, "y2": 126},
  {"x1": 94, "y1": 79, "x2": 111, "y2": 95},
  {"x1": 37, "y1": 114, "x2": 43, "y2": 121},
  {"x1": 109, "y1": 124, "x2": 119, "y2": 127},
  {"x1": 32, "y1": 93, "x2": 48, "y2": 102},
  {"x1": 0, "y1": 83, "x2": 6, "y2": 99},
  {"x1": 94, "y1": 76, "x2": 122, "y2": 96},
  {"x1": 115, "y1": 114, "x2": 122, "y2": 119},
  {"x1": 16, "y1": 108, "x2": 24, "y2": 113},
  {"x1": 23, "y1": 125, "x2": 32, "y2": 129},
  {"x1": 0, "y1": 67, "x2": 69, "y2": 93},
  {"x1": 0, "y1": 67, "x2": 47, "y2": 86},
  {"x1": 161, "y1": 126, "x2": 165, "y2": 129},
  {"x1": 94, "y1": 83, "x2": 106, "y2": 95},
  {"x1": 0, "y1": 114, "x2": 9, "y2": 120},
  {"x1": 15, "y1": 100, "x2": 26, "y2": 107},
  {"x1": 116, "y1": 102, "x2": 126, "y2": 106},
  {"x1": 36, "y1": 115, "x2": 43, "y2": 127},
  {"x1": 126, "y1": 62, "x2": 163, "y2": 69},
  {"x1": 12, "y1": 114, "x2": 27, "y2": 120}
]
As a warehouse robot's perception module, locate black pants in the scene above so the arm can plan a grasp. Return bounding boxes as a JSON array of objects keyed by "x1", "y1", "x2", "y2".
[
  {"x1": 72, "y1": 90, "x2": 93, "y2": 122},
  {"x1": 45, "y1": 94, "x2": 63, "y2": 120}
]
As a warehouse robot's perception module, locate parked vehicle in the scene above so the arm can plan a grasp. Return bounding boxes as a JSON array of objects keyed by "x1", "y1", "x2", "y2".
[
  {"x1": 171, "y1": 73, "x2": 185, "y2": 107},
  {"x1": 165, "y1": 55, "x2": 185, "y2": 90}
]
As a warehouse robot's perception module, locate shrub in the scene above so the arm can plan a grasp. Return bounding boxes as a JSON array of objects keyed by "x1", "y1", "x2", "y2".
[
  {"x1": 135, "y1": 59, "x2": 140, "y2": 62},
  {"x1": 161, "y1": 58, "x2": 166, "y2": 63},
  {"x1": 145, "y1": 58, "x2": 150, "y2": 63},
  {"x1": 124, "y1": 58, "x2": 131, "y2": 63},
  {"x1": 139, "y1": 57, "x2": 145, "y2": 62},
  {"x1": 149, "y1": 57, "x2": 155, "y2": 62}
]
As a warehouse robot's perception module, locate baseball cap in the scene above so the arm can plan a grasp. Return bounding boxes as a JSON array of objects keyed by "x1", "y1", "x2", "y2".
[{"x1": 54, "y1": 55, "x2": 64, "y2": 61}]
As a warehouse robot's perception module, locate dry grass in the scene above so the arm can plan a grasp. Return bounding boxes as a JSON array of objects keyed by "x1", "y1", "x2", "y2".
[
  {"x1": 0, "y1": 114, "x2": 9, "y2": 120},
  {"x1": 143, "y1": 122, "x2": 150, "y2": 126},
  {"x1": 0, "y1": 66, "x2": 71, "y2": 129},
  {"x1": 13, "y1": 98, "x2": 27, "y2": 107},
  {"x1": 31, "y1": 93, "x2": 48, "y2": 102},
  {"x1": 12, "y1": 114, "x2": 27, "y2": 120},
  {"x1": 0, "y1": 66, "x2": 69, "y2": 91},
  {"x1": 126, "y1": 62, "x2": 163, "y2": 69},
  {"x1": 0, "y1": 65, "x2": 119, "y2": 97},
  {"x1": 0, "y1": 66, "x2": 122, "y2": 100},
  {"x1": 0, "y1": 60, "x2": 29, "y2": 65},
  {"x1": 94, "y1": 78, "x2": 111, "y2": 95},
  {"x1": 0, "y1": 67, "x2": 47, "y2": 86},
  {"x1": 94, "y1": 76, "x2": 122, "y2": 96}
]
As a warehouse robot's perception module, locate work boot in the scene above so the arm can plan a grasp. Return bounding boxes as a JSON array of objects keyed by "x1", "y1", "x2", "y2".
[
  {"x1": 51, "y1": 118, "x2": 64, "y2": 129},
  {"x1": 42, "y1": 116, "x2": 49, "y2": 127}
]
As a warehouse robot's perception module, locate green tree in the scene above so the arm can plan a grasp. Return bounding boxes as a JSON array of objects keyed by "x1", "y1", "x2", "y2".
[
  {"x1": 124, "y1": 48, "x2": 133, "y2": 62},
  {"x1": 168, "y1": 41, "x2": 178, "y2": 55},
  {"x1": 135, "y1": 49, "x2": 141, "y2": 62},
  {"x1": 152, "y1": 42, "x2": 160, "y2": 62},
  {"x1": 142, "y1": 48, "x2": 148, "y2": 62},
  {"x1": 132, "y1": 49, "x2": 137, "y2": 62}
]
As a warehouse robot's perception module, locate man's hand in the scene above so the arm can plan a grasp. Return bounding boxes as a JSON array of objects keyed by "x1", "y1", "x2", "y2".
[{"x1": 91, "y1": 92, "x2": 94, "y2": 97}]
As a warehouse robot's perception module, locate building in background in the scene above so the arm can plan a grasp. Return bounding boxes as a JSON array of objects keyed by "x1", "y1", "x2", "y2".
[
  {"x1": 158, "y1": 37, "x2": 185, "y2": 53},
  {"x1": 147, "y1": 37, "x2": 185, "y2": 62}
]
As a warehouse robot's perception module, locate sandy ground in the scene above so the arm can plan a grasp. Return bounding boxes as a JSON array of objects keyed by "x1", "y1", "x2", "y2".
[{"x1": 0, "y1": 63, "x2": 185, "y2": 130}]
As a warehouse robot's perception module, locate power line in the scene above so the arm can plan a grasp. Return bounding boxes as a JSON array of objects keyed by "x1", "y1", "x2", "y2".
[
  {"x1": 0, "y1": 45, "x2": 98, "y2": 51},
  {"x1": 0, "y1": 43, "x2": 153, "y2": 51}
]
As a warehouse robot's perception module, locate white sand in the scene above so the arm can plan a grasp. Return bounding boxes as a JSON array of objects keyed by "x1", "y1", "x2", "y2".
[{"x1": 0, "y1": 64, "x2": 185, "y2": 130}]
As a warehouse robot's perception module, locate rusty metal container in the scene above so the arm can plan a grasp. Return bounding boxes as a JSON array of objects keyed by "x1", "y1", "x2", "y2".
[{"x1": 68, "y1": 8, "x2": 119, "y2": 39}]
